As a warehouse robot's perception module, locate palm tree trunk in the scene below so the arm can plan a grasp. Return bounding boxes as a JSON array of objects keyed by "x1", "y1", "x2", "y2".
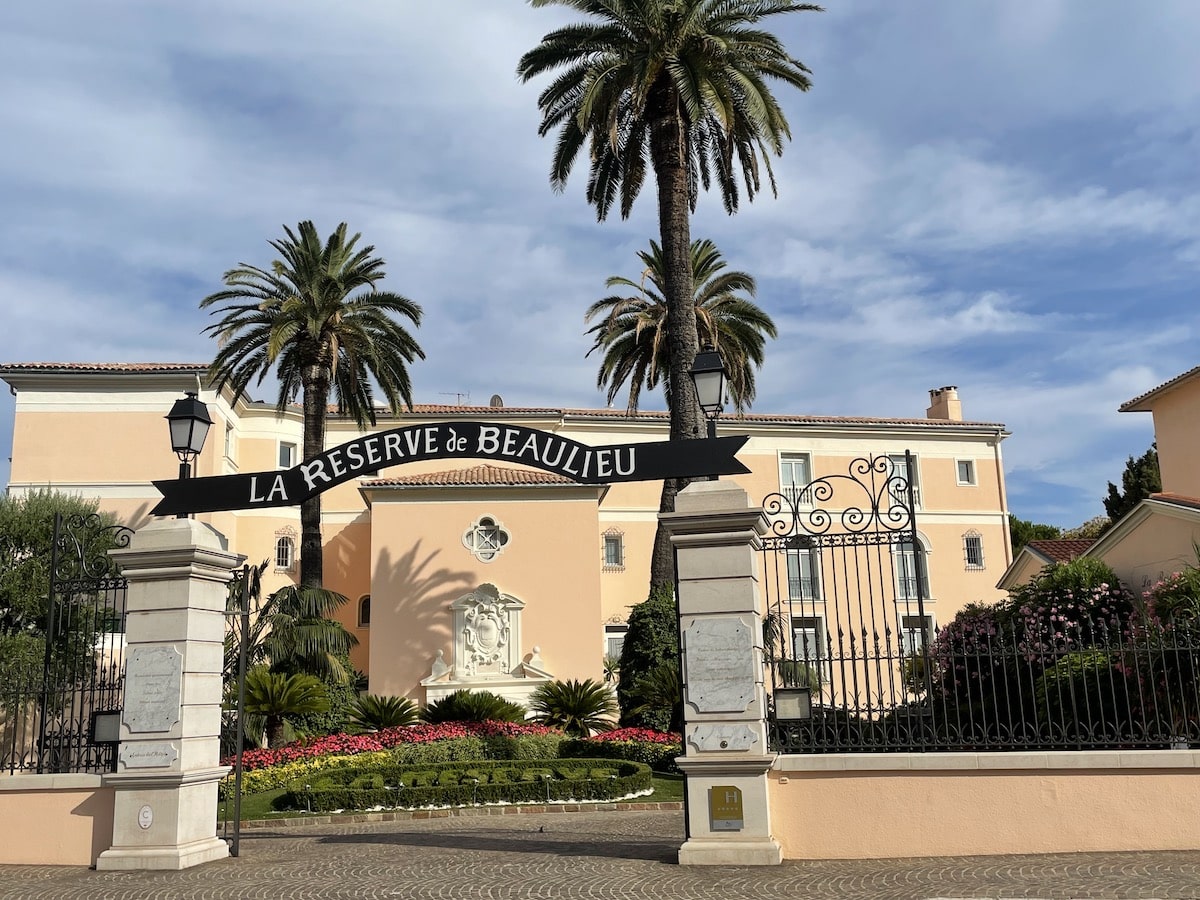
[
  {"x1": 647, "y1": 78, "x2": 702, "y2": 589},
  {"x1": 265, "y1": 714, "x2": 286, "y2": 749},
  {"x1": 300, "y1": 363, "x2": 330, "y2": 589}
]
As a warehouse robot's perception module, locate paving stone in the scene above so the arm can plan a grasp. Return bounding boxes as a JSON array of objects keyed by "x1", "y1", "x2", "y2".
[{"x1": 2, "y1": 810, "x2": 1200, "y2": 899}]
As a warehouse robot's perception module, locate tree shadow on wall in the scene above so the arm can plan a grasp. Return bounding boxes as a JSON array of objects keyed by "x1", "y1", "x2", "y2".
[{"x1": 370, "y1": 541, "x2": 477, "y2": 696}]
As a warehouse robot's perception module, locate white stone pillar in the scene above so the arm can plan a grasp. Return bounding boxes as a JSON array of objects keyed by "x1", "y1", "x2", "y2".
[
  {"x1": 660, "y1": 480, "x2": 780, "y2": 866},
  {"x1": 96, "y1": 518, "x2": 241, "y2": 871}
]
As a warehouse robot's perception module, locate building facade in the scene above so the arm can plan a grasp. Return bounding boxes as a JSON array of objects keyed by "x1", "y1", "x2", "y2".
[{"x1": 1, "y1": 364, "x2": 1012, "y2": 702}]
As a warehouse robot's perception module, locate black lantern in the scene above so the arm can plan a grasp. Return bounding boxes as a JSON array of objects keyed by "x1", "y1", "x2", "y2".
[
  {"x1": 689, "y1": 344, "x2": 727, "y2": 440},
  {"x1": 166, "y1": 391, "x2": 213, "y2": 485}
]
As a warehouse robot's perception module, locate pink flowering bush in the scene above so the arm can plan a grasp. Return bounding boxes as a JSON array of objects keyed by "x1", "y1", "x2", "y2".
[
  {"x1": 1127, "y1": 568, "x2": 1200, "y2": 737},
  {"x1": 560, "y1": 727, "x2": 681, "y2": 773},
  {"x1": 225, "y1": 720, "x2": 561, "y2": 771}
]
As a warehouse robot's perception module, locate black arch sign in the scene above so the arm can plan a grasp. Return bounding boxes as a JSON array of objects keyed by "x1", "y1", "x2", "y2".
[{"x1": 151, "y1": 421, "x2": 750, "y2": 516}]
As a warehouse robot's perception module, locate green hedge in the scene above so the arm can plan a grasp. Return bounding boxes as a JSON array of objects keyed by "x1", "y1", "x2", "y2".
[
  {"x1": 558, "y1": 738, "x2": 681, "y2": 774},
  {"x1": 277, "y1": 758, "x2": 650, "y2": 812},
  {"x1": 223, "y1": 733, "x2": 566, "y2": 797}
]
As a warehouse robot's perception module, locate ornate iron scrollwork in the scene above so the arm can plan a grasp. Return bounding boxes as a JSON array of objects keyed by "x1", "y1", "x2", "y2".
[
  {"x1": 51, "y1": 513, "x2": 134, "y2": 582},
  {"x1": 761, "y1": 455, "x2": 915, "y2": 537}
]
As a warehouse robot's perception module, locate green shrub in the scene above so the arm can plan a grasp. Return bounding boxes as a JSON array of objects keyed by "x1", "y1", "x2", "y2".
[
  {"x1": 480, "y1": 732, "x2": 564, "y2": 761},
  {"x1": 388, "y1": 735, "x2": 488, "y2": 765},
  {"x1": 422, "y1": 690, "x2": 527, "y2": 724},
  {"x1": 559, "y1": 736, "x2": 681, "y2": 774},
  {"x1": 276, "y1": 758, "x2": 651, "y2": 812},
  {"x1": 617, "y1": 586, "x2": 679, "y2": 730},
  {"x1": 1034, "y1": 650, "x2": 1133, "y2": 741}
]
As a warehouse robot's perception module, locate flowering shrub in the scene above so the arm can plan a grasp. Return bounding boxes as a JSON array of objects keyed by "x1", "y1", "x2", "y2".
[
  {"x1": 929, "y1": 603, "x2": 1005, "y2": 694},
  {"x1": 1127, "y1": 568, "x2": 1200, "y2": 737},
  {"x1": 1009, "y1": 558, "x2": 1134, "y2": 664},
  {"x1": 225, "y1": 720, "x2": 561, "y2": 771},
  {"x1": 560, "y1": 727, "x2": 681, "y2": 773},
  {"x1": 589, "y1": 727, "x2": 678, "y2": 744}
]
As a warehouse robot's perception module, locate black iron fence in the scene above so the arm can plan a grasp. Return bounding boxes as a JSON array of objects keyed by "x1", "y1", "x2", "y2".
[
  {"x1": 760, "y1": 454, "x2": 1200, "y2": 754},
  {"x1": 0, "y1": 514, "x2": 131, "y2": 774},
  {"x1": 771, "y1": 613, "x2": 1200, "y2": 753}
]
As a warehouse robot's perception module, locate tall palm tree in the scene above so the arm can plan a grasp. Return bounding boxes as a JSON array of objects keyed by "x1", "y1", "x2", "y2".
[
  {"x1": 586, "y1": 238, "x2": 776, "y2": 415},
  {"x1": 201, "y1": 221, "x2": 424, "y2": 588},
  {"x1": 519, "y1": 0, "x2": 817, "y2": 586}
]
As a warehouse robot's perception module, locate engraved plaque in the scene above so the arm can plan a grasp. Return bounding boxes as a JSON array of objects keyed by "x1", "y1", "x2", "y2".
[
  {"x1": 684, "y1": 617, "x2": 756, "y2": 713},
  {"x1": 687, "y1": 724, "x2": 759, "y2": 753},
  {"x1": 120, "y1": 742, "x2": 178, "y2": 769},
  {"x1": 123, "y1": 646, "x2": 183, "y2": 733}
]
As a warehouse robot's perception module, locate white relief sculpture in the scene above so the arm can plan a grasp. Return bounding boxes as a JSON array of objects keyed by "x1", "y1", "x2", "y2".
[{"x1": 421, "y1": 583, "x2": 552, "y2": 706}]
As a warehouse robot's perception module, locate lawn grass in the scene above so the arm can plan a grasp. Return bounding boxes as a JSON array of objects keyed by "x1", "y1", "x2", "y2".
[{"x1": 219, "y1": 773, "x2": 685, "y2": 822}]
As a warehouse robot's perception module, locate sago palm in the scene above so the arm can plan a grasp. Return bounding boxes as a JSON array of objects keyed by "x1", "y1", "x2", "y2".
[
  {"x1": 242, "y1": 667, "x2": 330, "y2": 748},
  {"x1": 530, "y1": 678, "x2": 618, "y2": 737},
  {"x1": 349, "y1": 694, "x2": 420, "y2": 732},
  {"x1": 421, "y1": 689, "x2": 528, "y2": 725},
  {"x1": 586, "y1": 238, "x2": 776, "y2": 414},
  {"x1": 519, "y1": 0, "x2": 817, "y2": 586},
  {"x1": 201, "y1": 221, "x2": 424, "y2": 588}
]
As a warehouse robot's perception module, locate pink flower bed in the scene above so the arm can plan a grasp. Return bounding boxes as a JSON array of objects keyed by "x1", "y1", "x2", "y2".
[
  {"x1": 226, "y1": 720, "x2": 561, "y2": 771},
  {"x1": 587, "y1": 727, "x2": 679, "y2": 744}
]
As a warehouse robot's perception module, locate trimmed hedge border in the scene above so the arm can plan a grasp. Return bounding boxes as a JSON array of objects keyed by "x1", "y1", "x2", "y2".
[
  {"x1": 278, "y1": 758, "x2": 651, "y2": 812},
  {"x1": 235, "y1": 800, "x2": 684, "y2": 829}
]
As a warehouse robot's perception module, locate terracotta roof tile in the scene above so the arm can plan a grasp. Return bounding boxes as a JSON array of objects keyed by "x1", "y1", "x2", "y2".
[
  {"x1": 0, "y1": 362, "x2": 208, "y2": 373},
  {"x1": 1120, "y1": 365, "x2": 1200, "y2": 412},
  {"x1": 1026, "y1": 539, "x2": 1095, "y2": 563},
  {"x1": 364, "y1": 464, "x2": 576, "y2": 487},
  {"x1": 1149, "y1": 492, "x2": 1200, "y2": 511}
]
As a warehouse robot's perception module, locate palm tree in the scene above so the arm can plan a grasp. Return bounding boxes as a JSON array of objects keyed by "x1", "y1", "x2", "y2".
[
  {"x1": 586, "y1": 238, "x2": 776, "y2": 415},
  {"x1": 519, "y1": 0, "x2": 817, "y2": 586},
  {"x1": 201, "y1": 221, "x2": 424, "y2": 588},
  {"x1": 242, "y1": 667, "x2": 330, "y2": 748},
  {"x1": 259, "y1": 585, "x2": 358, "y2": 684}
]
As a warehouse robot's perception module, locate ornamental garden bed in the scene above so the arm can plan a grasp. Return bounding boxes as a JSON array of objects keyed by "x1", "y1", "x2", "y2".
[{"x1": 277, "y1": 758, "x2": 652, "y2": 812}]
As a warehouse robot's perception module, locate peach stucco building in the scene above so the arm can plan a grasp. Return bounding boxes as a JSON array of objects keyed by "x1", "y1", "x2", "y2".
[
  {"x1": 1, "y1": 363, "x2": 1012, "y2": 702},
  {"x1": 998, "y1": 362, "x2": 1200, "y2": 595}
]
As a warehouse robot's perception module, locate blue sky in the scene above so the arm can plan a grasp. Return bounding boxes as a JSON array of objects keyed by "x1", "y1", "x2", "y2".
[{"x1": 1, "y1": 0, "x2": 1195, "y2": 528}]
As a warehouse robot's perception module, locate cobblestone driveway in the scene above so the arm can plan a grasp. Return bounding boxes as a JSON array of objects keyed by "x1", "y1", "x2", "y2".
[{"x1": 3, "y1": 810, "x2": 1200, "y2": 899}]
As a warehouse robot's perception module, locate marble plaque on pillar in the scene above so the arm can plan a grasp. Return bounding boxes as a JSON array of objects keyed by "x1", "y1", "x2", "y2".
[
  {"x1": 684, "y1": 617, "x2": 755, "y2": 714},
  {"x1": 687, "y1": 724, "x2": 760, "y2": 753},
  {"x1": 123, "y1": 646, "x2": 183, "y2": 733},
  {"x1": 119, "y1": 741, "x2": 179, "y2": 769}
]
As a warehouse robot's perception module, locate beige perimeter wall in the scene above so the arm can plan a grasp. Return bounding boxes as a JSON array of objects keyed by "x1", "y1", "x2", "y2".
[
  {"x1": 770, "y1": 752, "x2": 1200, "y2": 858},
  {"x1": 0, "y1": 776, "x2": 114, "y2": 866}
]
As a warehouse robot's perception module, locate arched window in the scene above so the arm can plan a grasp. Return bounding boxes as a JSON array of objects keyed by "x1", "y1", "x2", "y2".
[
  {"x1": 274, "y1": 535, "x2": 294, "y2": 571},
  {"x1": 358, "y1": 595, "x2": 371, "y2": 628},
  {"x1": 893, "y1": 535, "x2": 931, "y2": 601}
]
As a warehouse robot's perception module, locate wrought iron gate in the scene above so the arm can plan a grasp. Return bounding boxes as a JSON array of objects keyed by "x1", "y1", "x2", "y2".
[
  {"x1": 0, "y1": 513, "x2": 132, "y2": 774},
  {"x1": 762, "y1": 453, "x2": 934, "y2": 753}
]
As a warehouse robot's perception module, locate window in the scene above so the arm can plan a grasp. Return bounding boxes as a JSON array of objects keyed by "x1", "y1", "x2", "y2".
[
  {"x1": 900, "y1": 614, "x2": 934, "y2": 656},
  {"x1": 894, "y1": 540, "x2": 930, "y2": 600},
  {"x1": 224, "y1": 423, "x2": 236, "y2": 460},
  {"x1": 462, "y1": 515, "x2": 510, "y2": 562},
  {"x1": 603, "y1": 532, "x2": 624, "y2": 570},
  {"x1": 358, "y1": 595, "x2": 371, "y2": 628},
  {"x1": 605, "y1": 624, "x2": 628, "y2": 659},
  {"x1": 887, "y1": 454, "x2": 920, "y2": 508},
  {"x1": 963, "y1": 532, "x2": 985, "y2": 569},
  {"x1": 779, "y1": 453, "x2": 813, "y2": 504},
  {"x1": 786, "y1": 548, "x2": 821, "y2": 601},
  {"x1": 274, "y1": 535, "x2": 294, "y2": 571},
  {"x1": 279, "y1": 442, "x2": 297, "y2": 469},
  {"x1": 791, "y1": 616, "x2": 827, "y2": 681},
  {"x1": 956, "y1": 459, "x2": 977, "y2": 485}
]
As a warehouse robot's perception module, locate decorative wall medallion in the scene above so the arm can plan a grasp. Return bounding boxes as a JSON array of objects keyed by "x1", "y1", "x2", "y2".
[
  {"x1": 451, "y1": 584, "x2": 524, "y2": 678},
  {"x1": 462, "y1": 515, "x2": 510, "y2": 562}
]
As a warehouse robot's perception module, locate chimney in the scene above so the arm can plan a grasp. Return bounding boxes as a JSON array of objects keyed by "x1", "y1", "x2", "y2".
[{"x1": 926, "y1": 386, "x2": 962, "y2": 422}]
